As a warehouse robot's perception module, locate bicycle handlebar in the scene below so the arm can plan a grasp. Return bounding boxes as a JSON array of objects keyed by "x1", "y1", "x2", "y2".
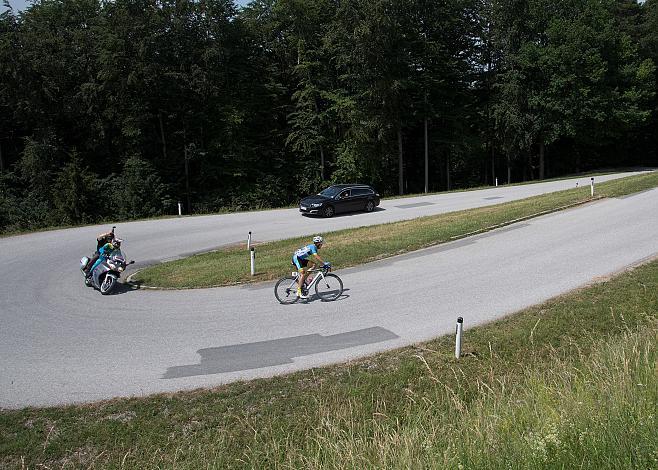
[{"x1": 308, "y1": 264, "x2": 332, "y2": 273}]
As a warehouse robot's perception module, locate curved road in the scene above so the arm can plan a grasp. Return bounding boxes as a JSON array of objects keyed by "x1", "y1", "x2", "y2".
[{"x1": 1, "y1": 171, "x2": 656, "y2": 408}]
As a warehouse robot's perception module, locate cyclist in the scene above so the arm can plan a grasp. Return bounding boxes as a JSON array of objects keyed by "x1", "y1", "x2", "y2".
[{"x1": 292, "y1": 235, "x2": 328, "y2": 299}]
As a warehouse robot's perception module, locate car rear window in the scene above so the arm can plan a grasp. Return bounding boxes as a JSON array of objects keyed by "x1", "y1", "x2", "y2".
[{"x1": 352, "y1": 188, "x2": 374, "y2": 196}]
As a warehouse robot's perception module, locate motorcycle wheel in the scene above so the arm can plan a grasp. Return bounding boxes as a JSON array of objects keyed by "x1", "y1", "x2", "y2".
[{"x1": 99, "y1": 273, "x2": 117, "y2": 295}]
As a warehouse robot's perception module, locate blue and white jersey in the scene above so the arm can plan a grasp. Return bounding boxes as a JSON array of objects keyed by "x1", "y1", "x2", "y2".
[{"x1": 294, "y1": 243, "x2": 318, "y2": 260}]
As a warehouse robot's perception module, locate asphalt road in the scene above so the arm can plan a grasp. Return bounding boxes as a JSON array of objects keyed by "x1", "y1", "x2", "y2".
[{"x1": 1, "y1": 171, "x2": 656, "y2": 408}]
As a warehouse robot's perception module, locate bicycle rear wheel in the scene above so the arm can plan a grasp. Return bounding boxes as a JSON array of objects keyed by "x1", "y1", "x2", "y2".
[
  {"x1": 275, "y1": 276, "x2": 300, "y2": 304},
  {"x1": 315, "y1": 273, "x2": 343, "y2": 301}
]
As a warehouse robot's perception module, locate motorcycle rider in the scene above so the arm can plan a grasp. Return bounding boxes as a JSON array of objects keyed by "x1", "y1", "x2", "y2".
[
  {"x1": 82, "y1": 229, "x2": 115, "y2": 277},
  {"x1": 86, "y1": 238, "x2": 121, "y2": 280}
]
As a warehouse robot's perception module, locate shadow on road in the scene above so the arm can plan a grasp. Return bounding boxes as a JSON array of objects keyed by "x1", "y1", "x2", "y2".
[
  {"x1": 301, "y1": 207, "x2": 385, "y2": 219},
  {"x1": 162, "y1": 326, "x2": 399, "y2": 378},
  {"x1": 302, "y1": 288, "x2": 350, "y2": 304},
  {"x1": 114, "y1": 281, "x2": 141, "y2": 294}
]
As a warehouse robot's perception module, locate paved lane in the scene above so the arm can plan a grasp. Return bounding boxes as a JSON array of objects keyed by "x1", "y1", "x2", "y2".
[{"x1": 0, "y1": 172, "x2": 655, "y2": 408}]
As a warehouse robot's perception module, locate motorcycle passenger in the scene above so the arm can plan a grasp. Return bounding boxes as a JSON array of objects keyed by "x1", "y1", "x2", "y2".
[
  {"x1": 83, "y1": 229, "x2": 115, "y2": 277},
  {"x1": 292, "y1": 235, "x2": 328, "y2": 299},
  {"x1": 86, "y1": 238, "x2": 122, "y2": 279}
]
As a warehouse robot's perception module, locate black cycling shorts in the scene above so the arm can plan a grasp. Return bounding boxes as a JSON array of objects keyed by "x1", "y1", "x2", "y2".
[{"x1": 292, "y1": 255, "x2": 309, "y2": 270}]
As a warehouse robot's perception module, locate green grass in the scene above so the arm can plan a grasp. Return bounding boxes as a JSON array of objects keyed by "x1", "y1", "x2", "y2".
[
  {"x1": 133, "y1": 170, "x2": 658, "y2": 289},
  {"x1": 2, "y1": 255, "x2": 657, "y2": 469}
]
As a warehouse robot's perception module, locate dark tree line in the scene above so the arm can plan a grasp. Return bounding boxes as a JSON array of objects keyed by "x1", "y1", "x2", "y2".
[{"x1": 1, "y1": 0, "x2": 656, "y2": 233}]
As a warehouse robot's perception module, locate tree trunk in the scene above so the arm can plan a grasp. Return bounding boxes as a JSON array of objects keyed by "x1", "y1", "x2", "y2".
[
  {"x1": 446, "y1": 151, "x2": 451, "y2": 191},
  {"x1": 313, "y1": 94, "x2": 325, "y2": 181},
  {"x1": 539, "y1": 141, "x2": 545, "y2": 180},
  {"x1": 491, "y1": 139, "x2": 496, "y2": 184},
  {"x1": 297, "y1": 39, "x2": 302, "y2": 65},
  {"x1": 184, "y1": 143, "x2": 191, "y2": 213},
  {"x1": 506, "y1": 151, "x2": 511, "y2": 184},
  {"x1": 483, "y1": 31, "x2": 494, "y2": 186},
  {"x1": 0, "y1": 141, "x2": 4, "y2": 173},
  {"x1": 424, "y1": 116, "x2": 428, "y2": 193},
  {"x1": 158, "y1": 110, "x2": 167, "y2": 160},
  {"x1": 398, "y1": 125, "x2": 404, "y2": 195}
]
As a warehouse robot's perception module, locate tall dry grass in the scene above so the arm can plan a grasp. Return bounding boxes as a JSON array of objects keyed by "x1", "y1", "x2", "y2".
[{"x1": 272, "y1": 324, "x2": 658, "y2": 469}]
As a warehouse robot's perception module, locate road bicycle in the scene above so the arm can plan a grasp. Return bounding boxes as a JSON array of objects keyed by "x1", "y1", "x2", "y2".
[{"x1": 274, "y1": 264, "x2": 344, "y2": 304}]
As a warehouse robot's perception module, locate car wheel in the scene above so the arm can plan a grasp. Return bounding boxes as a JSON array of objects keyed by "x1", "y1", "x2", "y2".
[
  {"x1": 365, "y1": 200, "x2": 375, "y2": 212},
  {"x1": 323, "y1": 205, "x2": 335, "y2": 218}
]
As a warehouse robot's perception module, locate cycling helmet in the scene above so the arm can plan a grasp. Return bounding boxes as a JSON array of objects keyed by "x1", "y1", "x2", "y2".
[{"x1": 313, "y1": 235, "x2": 324, "y2": 244}]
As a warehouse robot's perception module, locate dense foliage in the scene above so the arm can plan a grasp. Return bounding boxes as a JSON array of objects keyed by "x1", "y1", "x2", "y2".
[{"x1": 0, "y1": 0, "x2": 656, "y2": 232}]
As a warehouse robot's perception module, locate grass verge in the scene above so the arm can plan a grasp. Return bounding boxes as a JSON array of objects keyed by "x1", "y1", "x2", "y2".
[
  {"x1": 2, "y1": 256, "x2": 657, "y2": 468},
  {"x1": 133, "y1": 171, "x2": 658, "y2": 289}
]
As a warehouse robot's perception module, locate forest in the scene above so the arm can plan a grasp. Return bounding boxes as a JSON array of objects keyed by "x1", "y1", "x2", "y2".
[{"x1": 1, "y1": 0, "x2": 656, "y2": 233}]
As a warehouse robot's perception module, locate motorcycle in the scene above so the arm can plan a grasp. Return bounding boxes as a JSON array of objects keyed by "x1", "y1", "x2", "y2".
[{"x1": 80, "y1": 228, "x2": 134, "y2": 295}]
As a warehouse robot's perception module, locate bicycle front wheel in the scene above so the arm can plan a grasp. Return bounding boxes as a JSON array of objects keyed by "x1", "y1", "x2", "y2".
[
  {"x1": 315, "y1": 273, "x2": 343, "y2": 301},
  {"x1": 275, "y1": 276, "x2": 300, "y2": 304}
]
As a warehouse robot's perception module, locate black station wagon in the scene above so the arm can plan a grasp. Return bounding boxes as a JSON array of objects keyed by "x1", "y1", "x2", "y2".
[{"x1": 299, "y1": 184, "x2": 381, "y2": 218}]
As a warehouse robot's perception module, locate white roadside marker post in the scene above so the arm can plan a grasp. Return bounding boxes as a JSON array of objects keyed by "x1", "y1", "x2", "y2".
[
  {"x1": 247, "y1": 231, "x2": 252, "y2": 250},
  {"x1": 177, "y1": 201, "x2": 182, "y2": 216},
  {"x1": 250, "y1": 247, "x2": 255, "y2": 276},
  {"x1": 495, "y1": 177, "x2": 498, "y2": 187},
  {"x1": 590, "y1": 177, "x2": 595, "y2": 197},
  {"x1": 455, "y1": 317, "x2": 463, "y2": 359}
]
